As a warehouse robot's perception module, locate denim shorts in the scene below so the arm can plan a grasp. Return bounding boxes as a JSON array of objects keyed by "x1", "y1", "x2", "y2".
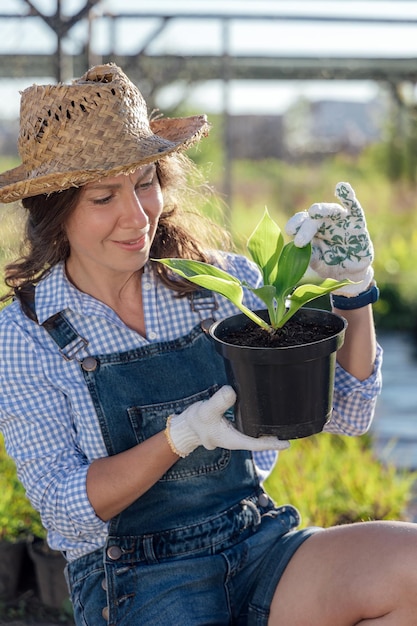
[{"x1": 66, "y1": 504, "x2": 321, "y2": 626}]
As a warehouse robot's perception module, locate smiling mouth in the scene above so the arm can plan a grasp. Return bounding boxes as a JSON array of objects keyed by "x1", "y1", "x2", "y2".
[{"x1": 113, "y1": 234, "x2": 148, "y2": 250}]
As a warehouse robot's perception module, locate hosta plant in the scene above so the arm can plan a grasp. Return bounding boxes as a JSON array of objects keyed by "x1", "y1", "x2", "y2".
[{"x1": 156, "y1": 208, "x2": 351, "y2": 332}]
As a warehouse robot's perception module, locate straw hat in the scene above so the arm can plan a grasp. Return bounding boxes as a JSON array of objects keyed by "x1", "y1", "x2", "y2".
[{"x1": 0, "y1": 63, "x2": 210, "y2": 204}]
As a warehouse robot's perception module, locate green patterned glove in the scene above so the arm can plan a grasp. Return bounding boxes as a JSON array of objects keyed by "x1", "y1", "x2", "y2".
[{"x1": 285, "y1": 182, "x2": 374, "y2": 296}]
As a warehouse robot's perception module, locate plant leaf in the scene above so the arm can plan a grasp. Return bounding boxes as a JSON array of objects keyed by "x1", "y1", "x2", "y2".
[
  {"x1": 274, "y1": 241, "x2": 311, "y2": 300},
  {"x1": 247, "y1": 208, "x2": 283, "y2": 285},
  {"x1": 155, "y1": 258, "x2": 271, "y2": 329},
  {"x1": 250, "y1": 285, "x2": 277, "y2": 326},
  {"x1": 292, "y1": 278, "x2": 354, "y2": 301},
  {"x1": 157, "y1": 258, "x2": 241, "y2": 283},
  {"x1": 277, "y1": 278, "x2": 353, "y2": 327}
]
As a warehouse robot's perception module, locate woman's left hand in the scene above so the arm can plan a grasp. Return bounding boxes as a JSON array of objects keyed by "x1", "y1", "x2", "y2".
[{"x1": 285, "y1": 182, "x2": 374, "y2": 296}]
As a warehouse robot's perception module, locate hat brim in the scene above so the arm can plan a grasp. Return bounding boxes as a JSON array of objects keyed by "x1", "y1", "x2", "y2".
[{"x1": 0, "y1": 115, "x2": 210, "y2": 204}]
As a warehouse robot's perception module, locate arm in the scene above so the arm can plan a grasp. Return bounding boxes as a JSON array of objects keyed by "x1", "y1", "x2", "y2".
[
  {"x1": 86, "y1": 432, "x2": 178, "y2": 521},
  {"x1": 334, "y1": 305, "x2": 377, "y2": 381},
  {"x1": 0, "y1": 317, "x2": 285, "y2": 528},
  {"x1": 0, "y1": 315, "x2": 177, "y2": 533},
  {"x1": 86, "y1": 387, "x2": 287, "y2": 521},
  {"x1": 286, "y1": 182, "x2": 382, "y2": 435}
]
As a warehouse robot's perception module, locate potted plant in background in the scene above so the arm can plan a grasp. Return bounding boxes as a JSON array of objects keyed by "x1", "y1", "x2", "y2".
[
  {"x1": 0, "y1": 434, "x2": 45, "y2": 601},
  {"x1": 156, "y1": 208, "x2": 352, "y2": 440},
  {"x1": 0, "y1": 434, "x2": 69, "y2": 613},
  {"x1": 27, "y1": 537, "x2": 69, "y2": 611}
]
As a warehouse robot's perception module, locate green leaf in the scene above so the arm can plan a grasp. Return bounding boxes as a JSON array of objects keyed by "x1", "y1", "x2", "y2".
[
  {"x1": 157, "y1": 258, "x2": 241, "y2": 283},
  {"x1": 292, "y1": 278, "x2": 354, "y2": 302},
  {"x1": 250, "y1": 285, "x2": 277, "y2": 327},
  {"x1": 277, "y1": 279, "x2": 353, "y2": 327},
  {"x1": 247, "y1": 208, "x2": 283, "y2": 285},
  {"x1": 155, "y1": 258, "x2": 271, "y2": 329},
  {"x1": 274, "y1": 241, "x2": 311, "y2": 301}
]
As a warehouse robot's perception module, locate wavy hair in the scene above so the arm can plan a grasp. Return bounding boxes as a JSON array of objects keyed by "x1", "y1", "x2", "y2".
[{"x1": 1, "y1": 153, "x2": 231, "y2": 303}]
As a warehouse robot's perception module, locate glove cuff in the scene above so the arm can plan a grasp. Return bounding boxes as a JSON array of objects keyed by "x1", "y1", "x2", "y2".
[
  {"x1": 331, "y1": 281, "x2": 379, "y2": 310},
  {"x1": 165, "y1": 414, "x2": 198, "y2": 458},
  {"x1": 330, "y1": 266, "x2": 374, "y2": 297}
]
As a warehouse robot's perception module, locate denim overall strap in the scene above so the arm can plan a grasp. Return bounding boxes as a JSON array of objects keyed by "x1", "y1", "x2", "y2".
[{"x1": 37, "y1": 295, "x2": 261, "y2": 546}]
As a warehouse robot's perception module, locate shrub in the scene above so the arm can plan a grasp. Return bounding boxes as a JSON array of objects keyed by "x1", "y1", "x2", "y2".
[
  {"x1": 264, "y1": 433, "x2": 417, "y2": 527},
  {"x1": 0, "y1": 434, "x2": 45, "y2": 542}
]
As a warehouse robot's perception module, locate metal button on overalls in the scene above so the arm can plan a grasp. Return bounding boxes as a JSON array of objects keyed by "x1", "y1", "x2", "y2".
[
  {"x1": 258, "y1": 492, "x2": 270, "y2": 508},
  {"x1": 107, "y1": 545, "x2": 122, "y2": 560},
  {"x1": 82, "y1": 356, "x2": 98, "y2": 372}
]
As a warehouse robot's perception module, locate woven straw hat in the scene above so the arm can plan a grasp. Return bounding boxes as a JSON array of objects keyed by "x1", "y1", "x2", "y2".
[{"x1": 0, "y1": 63, "x2": 210, "y2": 204}]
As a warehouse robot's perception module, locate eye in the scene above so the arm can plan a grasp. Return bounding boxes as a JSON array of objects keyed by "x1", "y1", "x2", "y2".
[
  {"x1": 136, "y1": 178, "x2": 154, "y2": 192},
  {"x1": 93, "y1": 193, "x2": 113, "y2": 205}
]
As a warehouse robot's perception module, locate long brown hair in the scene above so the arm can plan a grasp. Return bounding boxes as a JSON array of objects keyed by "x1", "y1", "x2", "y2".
[{"x1": 1, "y1": 153, "x2": 231, "y2": 303}]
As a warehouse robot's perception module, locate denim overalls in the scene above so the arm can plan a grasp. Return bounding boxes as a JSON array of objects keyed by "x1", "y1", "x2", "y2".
[{"x1": 34, "y1": 292, "x2": 313, "y2": 626}]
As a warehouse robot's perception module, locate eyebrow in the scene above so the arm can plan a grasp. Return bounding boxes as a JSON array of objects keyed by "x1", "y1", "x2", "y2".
[{"x1": 88, "y1": 164, "x2": 156, "y2": 190}]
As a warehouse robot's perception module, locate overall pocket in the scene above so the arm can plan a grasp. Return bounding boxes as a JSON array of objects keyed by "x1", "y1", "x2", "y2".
[{"x1": 127, "y1": 385, "x2": 231, "y2": 480}]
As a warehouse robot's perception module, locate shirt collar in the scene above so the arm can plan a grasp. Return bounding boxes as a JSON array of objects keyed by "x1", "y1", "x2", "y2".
[{"x1": 34, "y1": 262, "x2": 153, "y2": 325}]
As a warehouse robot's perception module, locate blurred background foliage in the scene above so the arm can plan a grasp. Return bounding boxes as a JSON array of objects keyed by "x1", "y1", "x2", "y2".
[
  {"x1": 264, "y1": 434, "x2": 417, "y2": 527},
  {"x1": 187, "y1": 112, "x2": 417, "y2": 333},
  {"x1": 0, "y1": 434, "x2": 45, "y2": 542}
]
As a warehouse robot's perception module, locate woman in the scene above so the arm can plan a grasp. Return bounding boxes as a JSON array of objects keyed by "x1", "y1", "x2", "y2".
[{"x1": 0, "y1": 63, "x2": 415, "y2": 626}]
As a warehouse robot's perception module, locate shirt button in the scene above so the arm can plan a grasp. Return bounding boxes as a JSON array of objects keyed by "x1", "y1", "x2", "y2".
[
  {"x1": 102, "y1": 606, "x2": 109, "y2": 621},
  {"x1": 143, "y1": 282, "x2": 152, "y2": 290},
  {"x1": 148, "y1": 331, "x2": 157, "y2": 340}
]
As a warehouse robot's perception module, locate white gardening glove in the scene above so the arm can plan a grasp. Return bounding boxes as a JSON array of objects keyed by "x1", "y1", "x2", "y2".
[
  {"x1": 165, "y1": 386, "x2": 289, "y2": 458},
  {"x1": 285, "y1": 182, "x2": 374, "y2": 296}
]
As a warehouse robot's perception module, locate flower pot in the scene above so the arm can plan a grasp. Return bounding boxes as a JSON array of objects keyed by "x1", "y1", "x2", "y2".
[
  {"x1": 28, "y1": 538, "x2": 68, "y2": 609},
  {"x1": 0, "y1": 540, "x2": 25, "y2": 599},
  {"x1": 209, "y1": 308, "x2": 347, "y2": 440}
]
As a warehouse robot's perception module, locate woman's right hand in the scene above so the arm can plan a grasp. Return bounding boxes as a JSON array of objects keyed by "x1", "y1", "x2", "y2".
[{"x1": 165, "y1": 386, "x2": 289, "y2": 458}]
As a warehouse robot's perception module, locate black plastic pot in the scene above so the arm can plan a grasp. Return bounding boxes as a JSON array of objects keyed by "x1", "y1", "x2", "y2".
[
  {"x1": 209, "y1": 308, "x2": 347, "y2": 440},
  {"x1": 0, "y1": 540, "x2": 25, "y2": 599},
  {"x1": 28, "y1": 538, "x2": 69, "y2": 609}
]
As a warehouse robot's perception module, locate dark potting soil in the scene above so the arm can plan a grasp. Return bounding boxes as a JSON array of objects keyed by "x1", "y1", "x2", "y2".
[{"x1": 222, "y1": 317, "x2": 337, "y2": 348}]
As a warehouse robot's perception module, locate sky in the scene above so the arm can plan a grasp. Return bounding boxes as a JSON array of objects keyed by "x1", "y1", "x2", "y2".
[{"x1": 1, "y1": 0, "x2": 417, "y2": 118}]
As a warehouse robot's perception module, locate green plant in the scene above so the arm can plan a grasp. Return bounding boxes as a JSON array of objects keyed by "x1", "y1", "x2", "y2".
[
  {"x1": 264, "y1": 433, "x2": 417, "y2": 527},
  {"x1": 0, "y1": 434, "x2": 45, "y2": 542},
  {"x1": 156, "y1": 208, "x2": 351, "y2": 331}
]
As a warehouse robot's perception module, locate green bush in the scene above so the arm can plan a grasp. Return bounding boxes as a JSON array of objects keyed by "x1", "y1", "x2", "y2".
[
  {"x1": 264, "y1": 433, "x2": 417, "y2": 527},
  {"x1": 0, "y1": 434, "x2": 45, "y2": 542}
]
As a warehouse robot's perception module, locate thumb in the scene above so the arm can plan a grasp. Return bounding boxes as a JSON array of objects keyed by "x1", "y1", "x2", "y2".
[
  {"x1": 335, "y1": 181, "x2": 363, "y2": 214},
  {"x1": 292, "y1": 218, "x2": 320, "y2": 247},
  {"x1": 285, "y1": 210, "x2": 309, "y2": 236},
  {"x1": 228, "y1": 425, "x2": 291, "y2": 452},
  {"x1": 199, "y1": 386, "x2": 236, "y2": 421}
]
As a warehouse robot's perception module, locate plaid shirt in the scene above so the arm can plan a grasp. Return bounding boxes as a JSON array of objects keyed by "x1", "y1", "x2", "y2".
[{"x1": 0, "y1": 257, "x2": 382, "y2": 561}]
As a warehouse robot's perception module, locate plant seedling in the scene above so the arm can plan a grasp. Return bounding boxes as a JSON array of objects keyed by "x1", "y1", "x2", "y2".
[{"x1": 155, "y1": 208, "x2": 352, "y2": 332}]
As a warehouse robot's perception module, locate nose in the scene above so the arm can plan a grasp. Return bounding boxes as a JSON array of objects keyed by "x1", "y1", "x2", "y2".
[{"x1": 119, "y1": 188, "x2": 148, "y2": 228}]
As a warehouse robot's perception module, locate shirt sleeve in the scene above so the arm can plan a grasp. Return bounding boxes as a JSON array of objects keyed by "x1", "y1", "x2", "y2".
[
  {"x1": 0, "y1": 316, "x2": 106, "y2": 541},
  {"x1": 252, "y1": 345, "x2": 382, "y2": 478},
  {"x1": 324, "y1": 343, "x2": 383, "y2": 436}
]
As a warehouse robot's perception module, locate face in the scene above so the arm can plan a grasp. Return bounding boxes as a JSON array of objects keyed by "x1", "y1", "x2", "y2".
[{"x1": 65, "y1": 164, "x2": 163, "y2": 283}]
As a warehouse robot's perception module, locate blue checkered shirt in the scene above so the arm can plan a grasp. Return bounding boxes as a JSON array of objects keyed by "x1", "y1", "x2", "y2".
[{"x1": 0, "y1": 257, "x2": 382, "y2": 561}]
